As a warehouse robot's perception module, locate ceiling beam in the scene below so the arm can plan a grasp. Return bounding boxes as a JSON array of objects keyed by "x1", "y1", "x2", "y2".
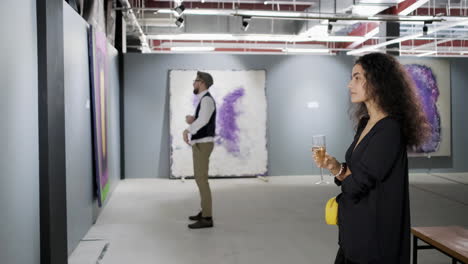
[
  {"x1": 382, "y1": 0, "x2": 429, "y2": 15},
  {"x1": 138, "y1": 8, "x2": 444, "y2": 22},
  {"x1": 347, "y1": 18, "x2": 468, "y2": 55},
  {"x1": 144, "y1": 0, "x2": 314, "y2": 11}
]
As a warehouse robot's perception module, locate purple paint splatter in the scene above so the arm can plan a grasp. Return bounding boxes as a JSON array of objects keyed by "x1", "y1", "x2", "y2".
[
  {"x1": 217, "y1": 87, "x2": 245, "y2": 155},
  {"x1": 405, "y1": 64, "x2": 441, "y2": 153}
]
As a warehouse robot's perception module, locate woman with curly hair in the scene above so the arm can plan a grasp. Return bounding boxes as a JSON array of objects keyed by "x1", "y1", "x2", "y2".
[{"x1": 313, "y1": 52, "x2": 430, "y2": 264}]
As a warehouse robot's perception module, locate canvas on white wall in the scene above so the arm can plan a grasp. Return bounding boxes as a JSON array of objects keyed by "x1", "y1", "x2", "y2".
[
  {"x1": 399, "y1": 58, "x2": 451, "y2": 157},
  {"x1": 169, "y1": 70, "x2": 268, "y2": 178}
]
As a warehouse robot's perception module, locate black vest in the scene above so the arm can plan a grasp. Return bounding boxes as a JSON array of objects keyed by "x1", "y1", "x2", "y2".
[{"x1": 191, "y1": 92, "x2": 216, "y2": 140}]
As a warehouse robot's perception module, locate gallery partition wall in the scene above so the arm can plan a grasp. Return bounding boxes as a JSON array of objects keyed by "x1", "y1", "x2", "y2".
[{"x1": 37, "y1": 0, "x2": 68, "y2": 263}]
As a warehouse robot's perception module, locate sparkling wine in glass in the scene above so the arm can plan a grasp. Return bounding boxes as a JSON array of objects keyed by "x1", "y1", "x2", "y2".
[{"x1": 312, "y1": 135, "x2": 329, "y2": 184}]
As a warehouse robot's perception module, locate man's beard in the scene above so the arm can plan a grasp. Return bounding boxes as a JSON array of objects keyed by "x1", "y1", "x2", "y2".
[{"x1": 193, "y1": 88, "x2": 199, "y2": 94}]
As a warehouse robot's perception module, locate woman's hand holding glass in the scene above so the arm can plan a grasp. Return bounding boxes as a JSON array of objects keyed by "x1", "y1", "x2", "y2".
[{"x1": 312, "y1": 150, "x2": 341, "y2": 176}]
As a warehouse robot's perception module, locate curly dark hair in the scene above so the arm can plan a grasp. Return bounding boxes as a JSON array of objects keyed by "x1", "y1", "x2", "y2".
[{"x1": 351, "y1": 52, "x2": 430, "y2": 148}]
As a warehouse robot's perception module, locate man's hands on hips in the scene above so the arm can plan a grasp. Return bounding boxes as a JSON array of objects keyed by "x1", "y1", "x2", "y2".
[
  {"x1": 184, "y1": 115, "x2": 195, "y2": 145},
  {"x1": 186, "y1": 115, "x2": 195, "y2": 124},
  {"x1": 183, "y1": 129, "x2": 190, "y2": 145}
]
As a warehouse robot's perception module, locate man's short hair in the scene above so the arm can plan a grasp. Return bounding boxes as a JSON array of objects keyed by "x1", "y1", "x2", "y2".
[{"x1": 197, "y1": 71, "x2": 214, "y2": 88}]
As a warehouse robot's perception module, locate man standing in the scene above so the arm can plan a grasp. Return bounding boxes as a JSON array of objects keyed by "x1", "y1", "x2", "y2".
[{"x1": 183, "y1": 71, "x2": 216, "y2": 229}]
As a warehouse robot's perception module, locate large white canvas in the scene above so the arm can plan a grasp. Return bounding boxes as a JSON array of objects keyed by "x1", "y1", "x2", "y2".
[
  {"x1": 169, "y1": 70, "x2": 268, "y2": 177},
  {"x1": 399, "y1": 58, "x2": 451, "y2": 157}
]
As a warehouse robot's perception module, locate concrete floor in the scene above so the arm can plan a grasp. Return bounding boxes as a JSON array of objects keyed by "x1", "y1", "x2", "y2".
[{"x1": 69, "y1": 173, "x2": 468, "y2": 264}]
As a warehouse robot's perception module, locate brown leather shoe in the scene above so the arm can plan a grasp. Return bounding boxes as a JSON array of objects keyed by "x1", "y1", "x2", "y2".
[
  {"x1": 188, "y1": 212, "x2": 202, "y2": 221},
  {"x1": 188, "y1": 218, "x2": 213, "y2": 229}
]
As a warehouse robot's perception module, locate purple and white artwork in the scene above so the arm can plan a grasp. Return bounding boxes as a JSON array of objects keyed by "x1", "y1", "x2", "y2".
[
  {"x1": 88, "y1": 26, "x2": 110, "y2": 206},
  {"x1": 169, "y1": 70, "x2": 268, "y2": 177},
  {"x1": 400, "y1": 58, "x2": 451, "y2": 157}
]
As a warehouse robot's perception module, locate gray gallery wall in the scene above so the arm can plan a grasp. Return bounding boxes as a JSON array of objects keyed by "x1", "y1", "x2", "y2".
[
  {"x1": 447, "y1": 59, "x2": 468, "y2": 172},
  {"x1": 124, "y1": 53, "x2": 468, "y2": 179},
  {"x1": 64, "y1": 2, "x2": 94, "y2": 255},
  {"x1": 124, "y1": 54, "x2": 356, "y2": 178},
  {"x1": 0, "y1": 0, "x2": 40, "y2": 263},
  {"x1": 0, "y1": 2, "x2": 122, "y2": 261},
  {"x1": 64, "y1": 2, "x2": 121, "y2": 255}
]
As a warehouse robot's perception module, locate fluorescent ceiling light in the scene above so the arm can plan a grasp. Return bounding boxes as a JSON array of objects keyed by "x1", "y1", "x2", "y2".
[
  {"x1": 160, "y1": 42, "x2": 328, "y2": 51},
  {"x1": 170, "y1": 47, "x2": 215, "y2": 51},
  {"x1": 399, "y1": 21, "x2": 425, "y2": 25},
  {"x1": 263, "y1": 1, "x2": 314, "y2": 5},
  {"x1": 151, "y1": 34, "x2": 235, "y2": 41},
  {"x1": 401, "y1": 53, "x2": 468, "y2": 58},
  {"x1": 283, "y1": 48, "x2": 330, "y2": 53},
  {"x1": 367, "y1": 15, "x2": 437, "y2": 22},
  {"x1": 356, "y1": 0, "x2": 404, "y2": 3},
  {"x1": 147, "y1": 33, "x2": 366, "y2": 42}
]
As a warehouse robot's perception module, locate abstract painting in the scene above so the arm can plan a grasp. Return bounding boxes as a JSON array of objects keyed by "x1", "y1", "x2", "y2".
[
  {"x1": 88, "y1": 26, "x2": 110, "y2": 206},
  {"x1": 400, "y1": 58, "x2": 451, "y2": 157},
  {"x1": 169, "y1": 70, "x2": 268, "y2": 178}
]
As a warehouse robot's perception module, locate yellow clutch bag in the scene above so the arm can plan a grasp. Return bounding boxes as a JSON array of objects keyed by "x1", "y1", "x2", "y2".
[{"x1": 325, "y1": 197, "x2": 338, "y2": 225}]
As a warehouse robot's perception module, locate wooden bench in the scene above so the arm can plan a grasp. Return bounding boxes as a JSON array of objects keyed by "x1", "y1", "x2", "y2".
[{"x1": 412, "y1": 226, "x2": 468, "y2": 264}]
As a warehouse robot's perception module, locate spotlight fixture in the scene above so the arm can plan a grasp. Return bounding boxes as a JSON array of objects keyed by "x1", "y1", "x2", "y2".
[
  {"x1": 327, "y1": 19, "x2": 336, "y2": 35},
  {"x1": 241, "y1": 16, "x2": 251, "y2": 31},
  {"x1": 175, "y1": 17, "x2": 184, "y2": 28},
  {"x1": 423, "y1": 21, "x2": 432, "y2": 36},
  {"x1": 423, "y1": 21, "x2": 431, "y2": 36},
  {"x1": 174, "y1": 4, "x2": 185, "y2": 17}
]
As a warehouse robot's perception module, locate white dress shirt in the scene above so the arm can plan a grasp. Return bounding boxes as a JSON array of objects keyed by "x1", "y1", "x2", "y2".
[{"x1": 187, "y1": 90, "x2": 216, "y2": 145}]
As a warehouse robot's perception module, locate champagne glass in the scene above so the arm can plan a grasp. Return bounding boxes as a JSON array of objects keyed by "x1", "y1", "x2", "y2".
[{"x1": 312, "y1": 135, "x2": 329, "y2": 184}]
